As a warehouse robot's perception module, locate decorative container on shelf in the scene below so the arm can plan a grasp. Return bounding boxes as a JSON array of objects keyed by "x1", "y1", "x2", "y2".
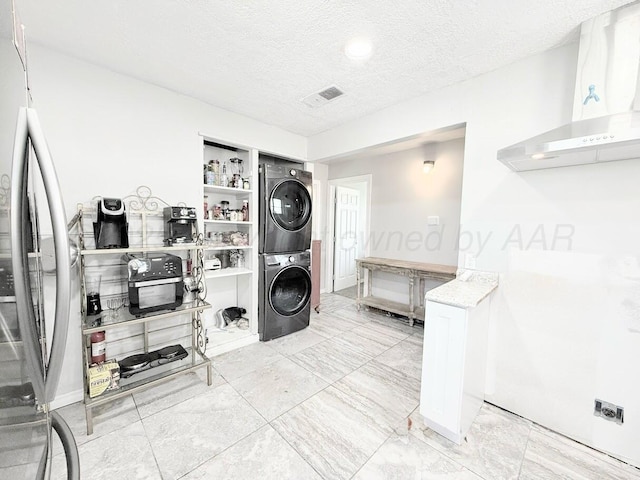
[{"x1": 204, "y1": 231, "x2": 249, "y2": 248}]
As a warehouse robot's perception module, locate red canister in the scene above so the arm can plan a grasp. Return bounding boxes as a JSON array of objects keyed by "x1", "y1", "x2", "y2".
[{"x1": 90, "y1": 331, "x2": 106, "y2": 364}]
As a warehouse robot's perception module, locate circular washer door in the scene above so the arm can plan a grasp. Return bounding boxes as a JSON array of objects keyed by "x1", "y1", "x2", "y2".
[
  {"x1": 269, "y1": 179, "x2": 312, "y2": 231},
  {"x1": 269, "y1": 265, "x2": 311, "y2": 316}
]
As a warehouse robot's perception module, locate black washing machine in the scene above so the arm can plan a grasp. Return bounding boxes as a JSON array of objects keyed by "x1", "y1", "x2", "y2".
[
  {"x1": 259, "y1": 164, "x2": 312, "y2": 254},
  {"x1": 259, "y1": 251, "x2": 311, "y2": 341}
]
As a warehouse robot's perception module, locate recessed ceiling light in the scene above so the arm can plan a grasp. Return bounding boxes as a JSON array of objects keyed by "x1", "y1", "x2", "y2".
[
  {"x1": 531, "y1": 153, "x2": 545, "y2": 160},
  {"x1": 344, "y1": 38, "x2": 373, "y2": 60}
]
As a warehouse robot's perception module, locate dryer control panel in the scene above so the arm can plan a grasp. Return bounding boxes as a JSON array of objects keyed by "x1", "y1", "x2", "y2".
[{"x1": 264, "y1": 251, "x2": 311, "y2": 268}]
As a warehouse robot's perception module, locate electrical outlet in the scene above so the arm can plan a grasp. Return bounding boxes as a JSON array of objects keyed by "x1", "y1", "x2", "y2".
[
  {"x1": 594, "y1": 399, "x2": 624, "y2": 425},
  {"x1": 464, "y1": 253, "x2": 476, "y2": 269},
  {"x1": 427, "y1": 216, "x2": 440, "y2": 226}
]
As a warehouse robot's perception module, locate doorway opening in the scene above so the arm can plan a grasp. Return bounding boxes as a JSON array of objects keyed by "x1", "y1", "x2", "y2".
[{"x1": 321, "y1": 123, "x2": 466, "y2": 303}]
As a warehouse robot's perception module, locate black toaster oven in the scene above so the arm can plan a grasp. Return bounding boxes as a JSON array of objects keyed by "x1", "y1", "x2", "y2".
[{"x1": 127, "y1": 253, "x2": 183, "y2": 316}]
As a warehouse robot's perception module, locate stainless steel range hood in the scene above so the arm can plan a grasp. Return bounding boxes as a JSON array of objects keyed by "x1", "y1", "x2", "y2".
[{"x1": 498, "y1": 2, "x2": 640, "y2": 171}]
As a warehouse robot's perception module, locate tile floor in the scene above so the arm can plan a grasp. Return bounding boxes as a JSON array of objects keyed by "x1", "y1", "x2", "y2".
[
  {"x1": 51, "y1": 293, "x2": 640, "y2": 480},
  {"x1": 333, "y1": 285, "x2": 358, "y2": 300}
]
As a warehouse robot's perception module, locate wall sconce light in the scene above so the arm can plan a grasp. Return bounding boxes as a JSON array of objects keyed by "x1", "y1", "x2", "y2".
[
  {"x1": 423, "y1": 160, "x2": 435, "y2": 174},
  {"x1": 422, "y1": 142, "x2": 437, "y2": 174}
]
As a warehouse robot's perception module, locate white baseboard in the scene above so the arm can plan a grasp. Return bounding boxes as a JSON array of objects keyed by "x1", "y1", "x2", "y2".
[
  {"x1": 51, "y1": 389, "x2": 84, "y2": 410},
  {"x1": 207, "y1": 333, "x2": 259, "y2": 358}
]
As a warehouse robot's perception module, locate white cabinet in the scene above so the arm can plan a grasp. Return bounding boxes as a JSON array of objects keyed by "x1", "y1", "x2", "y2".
[
  {"x1": 420, "y1": 294, "x2": 492, "y2": 444},
  {"x1": 200, "y1": 138, "x2": 259, "y2": 355}
]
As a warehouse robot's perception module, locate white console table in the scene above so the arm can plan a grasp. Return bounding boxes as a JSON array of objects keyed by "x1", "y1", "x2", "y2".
[{"x1": 355, "y1": 257, "x2": 456, "y2": 326}]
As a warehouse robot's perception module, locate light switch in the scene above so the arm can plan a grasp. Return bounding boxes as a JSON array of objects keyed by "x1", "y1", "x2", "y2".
[
  {"x1": 427, "y1": 216, "x2": 440, "y2": 226},
  {"x1": 464, "y1": 253, "x2": 476, "y2": 269}
]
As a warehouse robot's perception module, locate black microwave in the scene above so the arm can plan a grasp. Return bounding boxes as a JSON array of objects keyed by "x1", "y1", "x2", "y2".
[{"x1": 127, "y1": 254, "x2": 183, "y2": 316}]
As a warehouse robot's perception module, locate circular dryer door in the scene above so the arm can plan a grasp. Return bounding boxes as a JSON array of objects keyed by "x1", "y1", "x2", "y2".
[
  {"x1": 269, "y1": 265, "x2": 311, "y2": 316},
  {"x1": 269, "y1": 179, "x2": 312, "y2": 231}
]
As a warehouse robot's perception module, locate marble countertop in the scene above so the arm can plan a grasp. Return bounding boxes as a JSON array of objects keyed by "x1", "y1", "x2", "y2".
[{"x1": 425, "y1": 270, "x2": 499, "y2": 308}]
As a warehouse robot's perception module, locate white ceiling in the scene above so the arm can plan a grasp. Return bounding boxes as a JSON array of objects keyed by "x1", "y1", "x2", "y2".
[{"x1": 3, "y1": 0, "x2": 636, "y2": 138}]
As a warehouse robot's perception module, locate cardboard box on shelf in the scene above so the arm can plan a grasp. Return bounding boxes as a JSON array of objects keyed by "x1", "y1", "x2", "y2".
[{"x1": 87, "y1": 360, "x2": 120, "y2": 398}]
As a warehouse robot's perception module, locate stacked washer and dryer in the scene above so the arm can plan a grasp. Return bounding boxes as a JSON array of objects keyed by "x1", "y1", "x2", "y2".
[{"x1": 258, "y1": 163, "x2": 313, "y2": 341}]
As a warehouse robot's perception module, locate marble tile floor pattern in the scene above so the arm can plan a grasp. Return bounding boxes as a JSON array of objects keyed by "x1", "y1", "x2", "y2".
[
  {"x1": 333, "y1": 285, "x2": 358, "y2": 300},
  {"x1": 50, "y1": 293, "x2": 640, "y2": 480}
]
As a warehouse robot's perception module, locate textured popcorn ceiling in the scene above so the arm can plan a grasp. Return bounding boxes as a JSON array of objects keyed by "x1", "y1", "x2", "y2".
[{"x1": 4, "y1": 0, "x2": 636, "y2": 136}]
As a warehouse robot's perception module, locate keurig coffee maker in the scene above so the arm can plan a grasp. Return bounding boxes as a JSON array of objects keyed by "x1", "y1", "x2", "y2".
[
  {"x1": 164, "y1": 206, "x2": 198, "y2": 245},
  {"x1": 93, "y1": 198, "x2": 129, "y2": 249}
]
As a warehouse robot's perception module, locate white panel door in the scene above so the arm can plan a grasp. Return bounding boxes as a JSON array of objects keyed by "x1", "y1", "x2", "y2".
[{"x1": 333, "y1": 186, "x2": 359, "y2": 291}]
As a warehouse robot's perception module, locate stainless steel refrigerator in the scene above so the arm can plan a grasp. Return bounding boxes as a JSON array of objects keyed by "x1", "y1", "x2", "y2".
[{"x1": 0, "y1": 3, "x2": 80, "y2": 478}]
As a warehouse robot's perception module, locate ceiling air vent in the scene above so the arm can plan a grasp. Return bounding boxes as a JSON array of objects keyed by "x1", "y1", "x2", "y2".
[{"x1": 302, "y1": 85, "x2": 344, "y2": 108}]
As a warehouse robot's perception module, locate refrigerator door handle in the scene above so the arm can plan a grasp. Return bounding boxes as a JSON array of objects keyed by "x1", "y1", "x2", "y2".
[
  {"x1": 10, "y1": 107, "x2": 46, "y2": 401},
  {"x1": 26, "y1": 108, "x2": 72, "y2": 402}
]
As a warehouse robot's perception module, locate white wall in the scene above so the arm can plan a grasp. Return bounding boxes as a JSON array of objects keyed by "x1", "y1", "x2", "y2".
[
  {"x1": 308, "y1": 42, "x2": 640, "y2": 467},
  {"x1": 305, "y1": 161, "x2": 329, "y2": 293},
  {"x1": 26, "y1": 45, "x2": 307, "y2": 217},
  {"x1": 4, "y1": 42, "x2": 307, "y2": 406}
]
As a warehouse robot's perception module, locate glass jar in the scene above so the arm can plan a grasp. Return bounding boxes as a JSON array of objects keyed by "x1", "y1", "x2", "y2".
[
  {"x1": 203, "y1": 196, "x2": 208, "y2": 217},
  {"x1": 220, "y1": 250, "x2": 230, "y2": 269},
  {"x1": 207, "y1": 160, "x2": 219, "y2": 185},
  {"x1": 213, "y1": 203, "x2": 222, "y2": 220},
  {"x1": 220, "y1": 200, "x2": 230, "y2": 220},
  {"x1": 220, "y1": 162, "x2": 229, "y2": 188},
  {"x1": 206, "y1": 165, "x2": 215, "y2": 185},
  {"x1": 229, "y1": 249, "x2": 238, "y2": 268},
  {"x1": 241, "y1": 200, "x2": 249, "y2": 222}
]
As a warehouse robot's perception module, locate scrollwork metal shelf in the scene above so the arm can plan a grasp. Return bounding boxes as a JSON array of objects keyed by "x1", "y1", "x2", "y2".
[{"x1": 77, "y1": 186, "x2": 212, "y2": 435}]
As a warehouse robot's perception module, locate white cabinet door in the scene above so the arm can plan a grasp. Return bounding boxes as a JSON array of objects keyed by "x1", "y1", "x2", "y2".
[{"x1": 420, "y1": 301, "x2": 467, "y2": 435}]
